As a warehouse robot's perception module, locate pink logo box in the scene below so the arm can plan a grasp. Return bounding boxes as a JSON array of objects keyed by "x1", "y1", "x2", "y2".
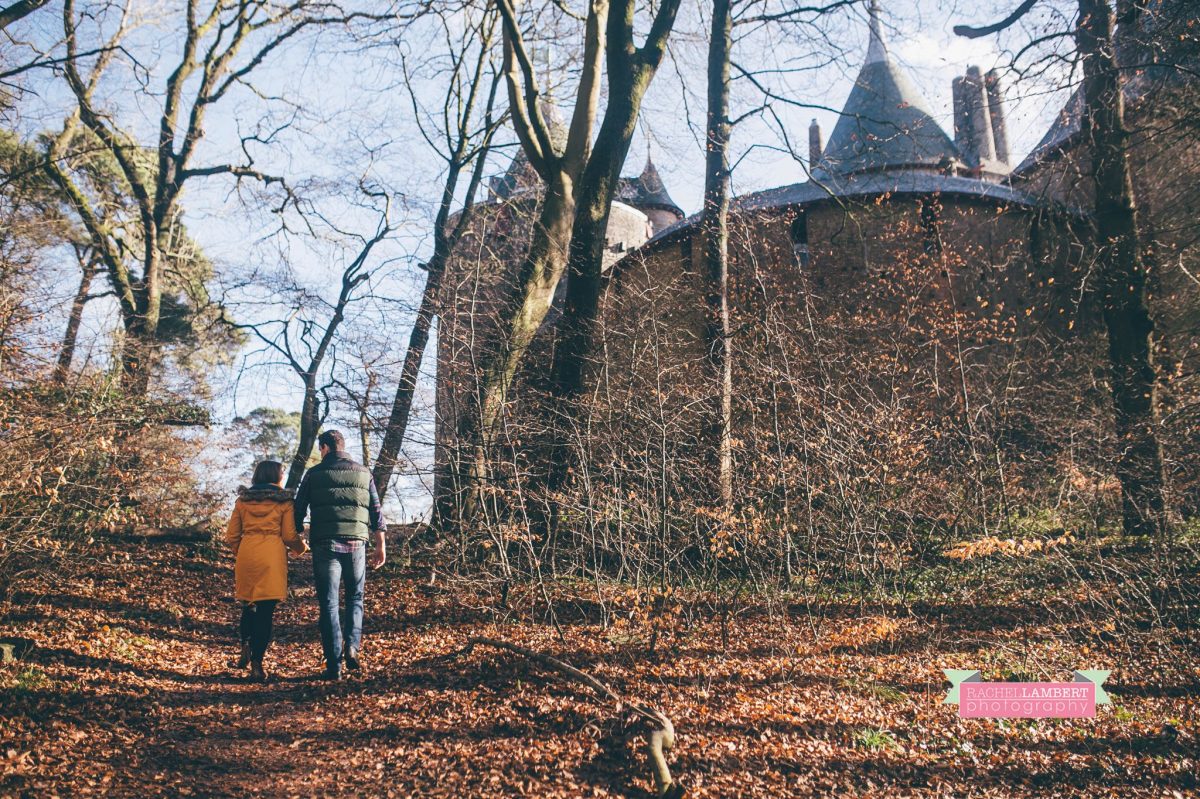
[
  {"x1": 943, "y1": 669, "x2": 1112, "y2": 718},
  {"x1": 959, "y1": 682, "x2": 1095, "y2": 718}
]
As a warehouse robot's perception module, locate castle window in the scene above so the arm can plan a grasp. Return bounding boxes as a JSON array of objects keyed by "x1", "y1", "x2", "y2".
[{"x1": 790, "y1": 211, "x2": 810, "y2": 269}]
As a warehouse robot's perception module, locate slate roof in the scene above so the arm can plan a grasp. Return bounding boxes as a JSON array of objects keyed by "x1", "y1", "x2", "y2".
[
  {"x1": 741, "y1": 170, "x2": 1045, "y2": 211},
  {"x1": 1012, "y1": 89, "x2": 1085, "y2": 176},
  {"x1": 620, "y1": 1, "x2": 1066, "y2": 256},
  {"x1": 813, "y1": 0, "x2": 965, "y2": 179},
  {"x1": 814, "y1": 59, "x2": 964, "y2": 178},
  {"x1": 490, "y1": 153, "x2": 540, "y2": 200},
  {"x1": 1012, "y1": 72, "x2": 1184, "y2": 176},
  {"x1": 490, "y1": 109, "x2": 688, "y2": 216},
  {"x1": 643, "y1": 170, "x2": 1056, "y2": 247},
  {"x1": 616, "y1": 158, "x2": 684, "y2": 216}
]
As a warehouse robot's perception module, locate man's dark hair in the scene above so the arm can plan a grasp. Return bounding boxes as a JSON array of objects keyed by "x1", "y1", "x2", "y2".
[
  {"x1": 317, "y1": 429, "x2": 345, "y2": 453},
  {"x1": 251, "y1": 460, "x2": 284, "y2": 485}
]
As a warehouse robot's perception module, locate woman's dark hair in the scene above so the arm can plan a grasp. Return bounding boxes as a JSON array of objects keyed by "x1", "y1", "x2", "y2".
[{"x1": 251, "y1": 460, "x2": 285, "y2": 486}]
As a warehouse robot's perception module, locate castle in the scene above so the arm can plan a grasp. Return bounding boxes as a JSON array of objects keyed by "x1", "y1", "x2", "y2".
[{"x1": 432, "y1": 0, "x2": 1199, "y2": 517}]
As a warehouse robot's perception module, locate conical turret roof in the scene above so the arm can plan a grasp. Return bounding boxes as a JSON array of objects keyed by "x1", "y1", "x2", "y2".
[
  {"x1": 814, "y1": 0, "x2": 962, "y2": 178},
  {"x1": 616, "y1": 157, "x2": 683, "y2": 216}
]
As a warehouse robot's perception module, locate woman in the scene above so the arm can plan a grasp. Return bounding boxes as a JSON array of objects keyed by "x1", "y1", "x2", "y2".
[{"x1": 225, "y1": 460, "x2": 307, "y2": 681}]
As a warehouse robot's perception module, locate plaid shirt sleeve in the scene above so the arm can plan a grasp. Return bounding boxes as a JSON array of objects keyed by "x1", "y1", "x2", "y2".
[{"x1": 367, "y1": 475, "x2": 386, "y2": 533}]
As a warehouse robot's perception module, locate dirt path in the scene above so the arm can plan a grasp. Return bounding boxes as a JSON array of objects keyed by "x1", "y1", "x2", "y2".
[
  {"x1": 3, "y1": 545, "x2": 662, "y2": 798},
  {"x1": 1, "y1": 542, "x2": 1196, "y2": 798}
]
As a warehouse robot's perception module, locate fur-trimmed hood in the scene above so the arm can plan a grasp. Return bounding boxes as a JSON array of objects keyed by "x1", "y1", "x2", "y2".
[{"x1": 237, "y1": 485, "x2": 295, "y2": 503}]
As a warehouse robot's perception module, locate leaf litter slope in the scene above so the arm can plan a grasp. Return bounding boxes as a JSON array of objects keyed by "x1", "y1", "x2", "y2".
[{"x1": 0, "y1": 541, "x2": 1196, "y2": 797}]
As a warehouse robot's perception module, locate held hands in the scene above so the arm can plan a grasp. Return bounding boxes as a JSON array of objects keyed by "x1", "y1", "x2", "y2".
[
  {"x1": 289, "y1": 525, "x2": 310, "y2": 559},
  {"x1": 289, "y1": 533, "x2": 310, "y2": 559}
]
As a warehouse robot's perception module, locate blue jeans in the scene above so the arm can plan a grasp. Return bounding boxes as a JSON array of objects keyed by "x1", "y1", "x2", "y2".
[{"x1": 312, "y1": 540, "x2": 365, "y2": 669}]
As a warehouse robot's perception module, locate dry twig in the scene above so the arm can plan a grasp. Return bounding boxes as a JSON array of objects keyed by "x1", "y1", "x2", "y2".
[{"x1": 450, "y1": 636, "x2": 683, "y2": 798}]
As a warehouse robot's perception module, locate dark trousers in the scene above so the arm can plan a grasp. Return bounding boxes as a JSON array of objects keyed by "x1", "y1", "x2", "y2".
[
  {"x1": 312, "y1": 540, "x2": 365, "y2": 668},
  {"x1": 239, "y1": 600, "x2": 278, "y2": 661}
]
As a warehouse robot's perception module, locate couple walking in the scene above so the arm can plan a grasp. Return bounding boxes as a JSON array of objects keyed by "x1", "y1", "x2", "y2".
[{"x1": 224, "y1": 429, "x2": 387, "y2": 681}]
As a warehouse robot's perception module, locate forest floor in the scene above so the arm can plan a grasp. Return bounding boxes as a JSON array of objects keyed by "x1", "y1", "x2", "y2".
[{"x1": 1, "y1": 538, "x2": 1197, "y2": 798}]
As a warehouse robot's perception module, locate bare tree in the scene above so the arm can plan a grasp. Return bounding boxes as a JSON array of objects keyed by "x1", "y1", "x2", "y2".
[
  {"x1": 434, "y1": 0, "x2": 608, "y2": 523},
  {"x1": 458, "y1": 0, "x2": 607, "y2": 452},
  {"x1": 957, "y1": 0, "x2": 1168, "y2": 538},
  {"x1": 701, "y1": 0, "x2": 735, "y2": 512},
  {"x1": 545, "y1": 0, "x2": 684, "y2": 455},
  {"x1": 371, "y1": 6, "x2": 506, "y2": 498},
  {"x1": 457, "y1": 0, "x2": 683, "y2": 522},
  {"x1": 53, "y1": 244, "x2": 100, "y2": 385},
  {"x1": 224, "y1": 195, "x2": 394, "y2": 488},
  {"x1": 657, "y1": 0, "x2": 848, "y2": 512},
  {"x1": 42, "y1": 0, "x2": 386, "y2": 392},
  {"x1": 0, "y1": 129, "x2": 78, "y2": 373},
  {"x1": 1077, "y1": 0, "x2": 1167, "y2": 538}
]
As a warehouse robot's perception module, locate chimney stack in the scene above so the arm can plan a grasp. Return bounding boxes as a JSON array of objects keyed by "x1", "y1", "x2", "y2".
[
  {"x1": 952, "y1": 66, "x2": 996, "y2": 168},
  {"x1": 984, "y1": 69, "x2": 1010, "y2": 165},
  {"x1": 809, "y1": 119, "x2": 823, "y2": 170}
]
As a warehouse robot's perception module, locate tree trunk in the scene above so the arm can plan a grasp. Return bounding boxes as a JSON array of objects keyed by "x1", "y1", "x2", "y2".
[
  {"x1": 359, "y1": 403, "x2": 371, "y2": 468},
  {"x1": 372, "y1": 264, "x2": 441, "y2": 497},
  {"x1": 287, "y1": 381, "x2": 321, "y2": 489},
  {"x1": 701, "y1": 0, "x2": 734, "y2": 512},
  {"x1": 540, "y1": 115, "x2": 632, "y2": 514},
  {"x1": 535, "y1": 155, "x2": 615, "y2": 540},
  {"x1": 120, "y1": 329, "x2": 159, "y2": 393},
  {"x1": 53, "y1": 254, "x2": 96, "y2": 385},
  {"x1": 545, "y1": 0, "x2": 683, "y2": 496},
  {"x1": 1077, "y1": 0, "x2": 1167, "y2": 538},
  {"x1": 119, "y1": 313, "x2": 155, "y2": 394},
  {"x1": 451, "y1": 176, "x2": 577, "y2": 523},
  {"x1": 120, "y1": 245, "x2": 162, "y2": 393},
  {"x1": 550, "y1": 196, "x2": 608, "y2": 404},
  {"x1": 480, "y1": 178, "x2": 577, "y2": 437},
  {"x1": 370, "y1": 35, "x2": 500, "y2": 501},
  {"x1": 448, "y1": 0, "x2": 680, "y2": 527}
]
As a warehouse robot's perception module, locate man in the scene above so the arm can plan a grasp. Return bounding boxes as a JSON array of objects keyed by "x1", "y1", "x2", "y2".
[{"x1": 294, "y1": 429, "x2": 387, "y2": 680}]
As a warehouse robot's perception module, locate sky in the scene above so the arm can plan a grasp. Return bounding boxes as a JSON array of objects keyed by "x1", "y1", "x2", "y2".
[{"x1": 3, "y1": 0, "x2": 1080, "y2": 520}]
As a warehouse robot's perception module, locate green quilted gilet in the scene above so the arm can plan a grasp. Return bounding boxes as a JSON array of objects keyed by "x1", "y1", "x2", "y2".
[{"x1": 306, "y1": 463, "x2": 372, "y2": 542}]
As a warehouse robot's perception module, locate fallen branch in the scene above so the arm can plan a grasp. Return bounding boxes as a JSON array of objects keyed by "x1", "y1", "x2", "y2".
[{"x1": 451, "y1": 636, "x2": 683, "y2": 798}]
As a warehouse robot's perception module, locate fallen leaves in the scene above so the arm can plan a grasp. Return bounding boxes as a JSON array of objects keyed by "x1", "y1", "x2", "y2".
[{"x1": 0, "y1": 540, "x2": 1197, "y2": 798}]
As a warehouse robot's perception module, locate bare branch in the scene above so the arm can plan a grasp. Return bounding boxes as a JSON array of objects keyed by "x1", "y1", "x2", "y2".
[
  {"x1": 0, "y1": 0, "x2": 49, "y2": 29},
  {"x1": 954, "y1": 0, "x2": 1040, "y2": 39}
]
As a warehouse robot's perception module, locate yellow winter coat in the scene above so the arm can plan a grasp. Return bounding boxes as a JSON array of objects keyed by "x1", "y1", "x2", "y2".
[{"x1": 225, "y1": 486, "x2": 307, "y2": 602}]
